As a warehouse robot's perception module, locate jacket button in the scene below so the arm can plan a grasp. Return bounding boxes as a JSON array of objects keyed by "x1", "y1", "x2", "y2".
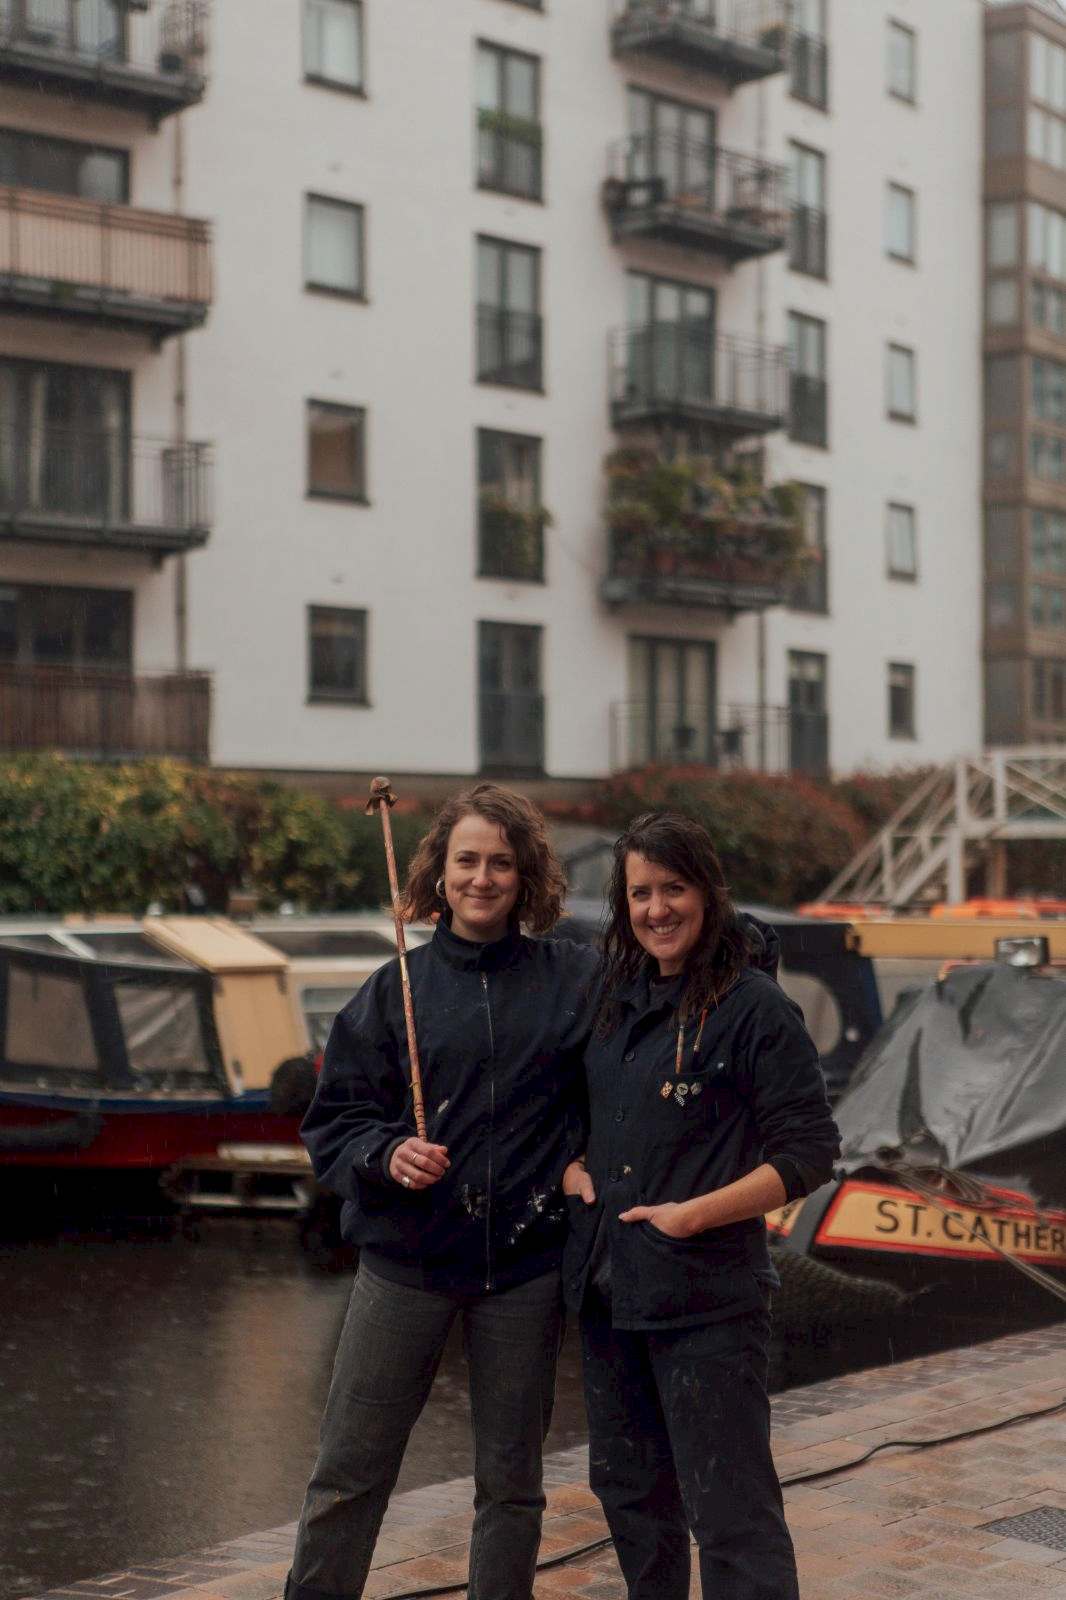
[
  {"x1": 615, "y1": 1108, "x2": 625, "y2": 1123},
  {"x1": 624, "y1": 1050, "x2": 636, "y2": 1062}
]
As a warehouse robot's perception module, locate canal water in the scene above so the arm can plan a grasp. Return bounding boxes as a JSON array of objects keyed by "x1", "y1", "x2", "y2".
[{"x1": 2, "y1": 1199, "x2": 1057, "y2": 1597}]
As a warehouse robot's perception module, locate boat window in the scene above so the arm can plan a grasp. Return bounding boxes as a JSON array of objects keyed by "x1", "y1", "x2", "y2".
[
  {"x1": 74, "y1": 932, "x2": 194, "y2": 966},
  {"x1": 255, "y1": 929, "x2": 395, "y2": 958},
  {"x1": 777, "y1": 965, "x2": 842, "y2": 1058},
  {"x1": 4, "y1": 964, "x2": 98, "y2": 1072},
  {"x1": 0, "y1": 934, "x2": 69, "y2": 954},
  {"x1": 114, "y1": 984, "x2": 213, "y2": 1079},
  {"x1": 301, "y1": 985, "x2": 355, "y2": 1051}
]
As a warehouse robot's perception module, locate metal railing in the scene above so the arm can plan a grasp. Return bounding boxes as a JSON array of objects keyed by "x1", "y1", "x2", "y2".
[
  {"x1": 0, "y1": 668, "x2": 211, "y2": 762},
  {"x1": 610, "y1": 700, "x2": 829, "y2": 775},
  {"x1": 476, "y1": 113, "x2": 543, "y2": 201},
  {"x1": 610, "y1": 0, "x2": 790, "y2": 56},
  {"x1": 789, "y1": 373, "x2": 828, "y2": 447},
  {"x1": 0, "y1": 426, "x2": 212, "y2": 535},
  {"x1": 607, "y1": 135, "x2": 787, "y2": 226},
  {"x1": 479, "y1": 689, "x2": 545, "y2": 773},
  {"x1": 789, "y1": 204, "x2": 827, "y2": 278},
  {"x1": 610, "y1": 325, "x2": 789, "y2": 425},
  {"x1": 0, "y1": 185, "x2": 212, "y2": 319},
  {"x1": 0, "y1": 0, "x2": 208, "y2": 85},
  {"x1": 476, "y1": 306, "x2": 544, "y2": 391},
  {"x1": 790, "y1": 29, "x2": 828, "y2": 108},
  {"x1": 478, "y1": 502, "x2": 545, "y2": 583}
]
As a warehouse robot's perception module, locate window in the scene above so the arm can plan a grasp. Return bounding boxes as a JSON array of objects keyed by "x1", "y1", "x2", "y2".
[
  {"x1": 886, "y1": 183, "x2": 915, "y2": 263},
  {"x1": 0, "y1": 127, "x2": 128, "y2": 202},
  {"x1": 477, "y1": 430, "x2": 544, "y2": 582},
  {"x1": 1031, "y1": 584, "x2": 1066, "y2": 630},
  {"x1": 886, "y1": 503, "x2": 917, "y2": 579},
  {"x1": 788, "y1": 312, "x2": 828, "y2": 447},
  {"x1": 985, "y1": 355, "x2": 1021, "y2": 421},
  {"x1": 307, "y1": 402, "x2": 366, "y2": 500},
  {"x1": 790, "y1": 143, "x2": 827, "y2": 278},
  {"x1": 0, "y1": 583, "x2": 131, "y2": 672},
  {"x1": 1032, "y1": 657, "x2": 1066, "y2": 723},
  {"x1": 305, "y1": 195, "x2": 365, "y2": 296},
  {"x1": 987, "y1": 431, "x2": 1018, "y2": 478},
  {"x1": 1033, "y1": 509, "x2": 1066, "y2": 574},
  {"x1": 789, "y1": 485, "x2": 828, "y2": 613},
  {"x1": 987, "y1": 203, "x2": 1018, "y2": 270},
  {"x1": 1033, "y1": 356, "x2": 1066, "y2": 424},
  {"x1": 0, "y1": 357, "x2": 130, "y2": 523},
  {"x1": 477, "y1": 237, "x2": 542, "y2": 389},
  {"x1": 987, "y1": 280, "x2": 1020, "y2": 327},
  {"x1": 476, "y1": 41, "x2": 542, "y2": 200},
  {"x1": 1029, "y1": 200, "x2": 1066, "y2": 279},
  {"x1": 478, "y1": 621, "x2": 544, "y2": 772},
  {"x1": 626, "y1": 87, "x2": 715, "y2": 203},
  {"x1": 886, "y1": 343, "x2": 916, "y2": 422},
  {"x1": 303, "y1": 0, "x2": 363, "y2": 91},
  {"x1": 987, "y1": 582, "x2": 1020, "y2": 630},
  {"x1": 887, "y1": 662, "x2": 916, "y2": 739},
  {"x1": 626, "y1": 637, "x2": 717, "y2": 766},
  {"x1": 1031, "y1": 431, "x2": 1066, "y2": 483},
  {"x1": 787, "y1": 650, "x2": 829, "y2": 776},
  {"x1": 887, "y1": 20, "x2": 916, "y2": 103},
  {"x1": 790, "y1": 0, "x2": 828, "y2": 111},
  {"x1": 1032, "y1": 279, "x2": 1066, "y2": 334},
  {"x1": 1032, "y1": 32, "x2": 1066, "y2": 115},
  {"x1": 1028, "y1": 106, "x2": 1066, "y2": 172},
  {"x1": 308, "y1": 606, "x2": 367, "y2": 702},
  {"x1": 620, "y1": 272, "x2": 716, "y2": 410}
]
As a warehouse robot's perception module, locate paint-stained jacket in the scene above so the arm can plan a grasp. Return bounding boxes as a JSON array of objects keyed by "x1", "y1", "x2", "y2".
[
  {"x1": 301, "y1": 918, "x2": 601, "y2": 1294},
  {"x1": 563, "y1": 966, "x2": 840, "y2": 1329}
]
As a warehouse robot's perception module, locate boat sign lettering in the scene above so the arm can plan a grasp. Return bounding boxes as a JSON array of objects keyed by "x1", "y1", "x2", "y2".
[{"x1": 812, "y1": 1179, "x2": 1066, "y2": 1266}]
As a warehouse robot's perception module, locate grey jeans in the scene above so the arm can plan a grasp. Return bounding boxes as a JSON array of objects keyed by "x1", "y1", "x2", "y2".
[{"x1": 285, "y1": 1264, "x2": 563, "y2": 1600}]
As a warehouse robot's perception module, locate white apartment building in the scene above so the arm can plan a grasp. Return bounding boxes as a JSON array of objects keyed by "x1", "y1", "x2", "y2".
[{"x1": 0, "y1": 0, "x2": 987, "y2": 792}]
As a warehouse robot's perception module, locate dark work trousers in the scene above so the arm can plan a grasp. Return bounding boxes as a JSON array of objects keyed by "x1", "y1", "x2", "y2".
[
  {"x1": 580, "y1": 1306, "x2": 798, "y2": 1600},
  {"x1": 285, "y1": 1264, "x2": 563, "y2": 1600}
]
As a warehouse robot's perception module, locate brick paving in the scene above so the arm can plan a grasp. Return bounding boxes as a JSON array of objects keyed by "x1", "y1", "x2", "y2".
[{"x1": 25, "y1": 1320, "x2": 1066, "y2": 1600}]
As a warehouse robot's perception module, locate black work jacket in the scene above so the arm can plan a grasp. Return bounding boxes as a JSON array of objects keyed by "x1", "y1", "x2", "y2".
[
  {"x1": 301, "y1": 918, "x2": 600, "y2": 1295},
  {"x1": 563, "y1": 966, "x2": 840, "y2": 1330}
]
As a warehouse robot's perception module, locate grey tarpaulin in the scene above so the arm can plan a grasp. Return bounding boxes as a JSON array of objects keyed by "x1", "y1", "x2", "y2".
[{"x1": 833, "y1": 964, "x2": 1066, "y2": 1210}]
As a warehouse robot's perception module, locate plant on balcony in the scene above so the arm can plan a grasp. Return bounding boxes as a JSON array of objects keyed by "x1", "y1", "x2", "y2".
[
  {"x1": 478, "y1": 490, "x2": 552, "y2": 581},
  {"x1": 759, "y1": 22, "x2": 788, "y2": 54},
  {"x1": 477, "y1": 107, "x2": 543, "y2": 148},
  {"x1": 605, "y1": 447, "x2": 807, "y2": 585}
]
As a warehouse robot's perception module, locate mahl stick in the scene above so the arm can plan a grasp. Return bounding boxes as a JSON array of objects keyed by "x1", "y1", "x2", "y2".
[{"x1": 365, "y1": 777, "x2": 427, "y2": 1140}]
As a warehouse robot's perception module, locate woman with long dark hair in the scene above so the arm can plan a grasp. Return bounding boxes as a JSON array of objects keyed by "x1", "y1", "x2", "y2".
[
  {"x1": 284, "y1": 783, "x2": 599, "y2": 1600},
  {"x1": 562, "y1": 811, "x2": 840, "y2": 1600}
]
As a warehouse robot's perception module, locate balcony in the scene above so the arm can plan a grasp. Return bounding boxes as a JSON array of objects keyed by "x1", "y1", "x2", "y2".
[
  {"x1": 479, "y1": 689, "x2": 545, "y2": 775},
  {"x1": 0, "y1": 186, "x2": 212, "y2": 339},
  {"x1": 0, "y1": 0, "x2": 208, "y2": 121},
  {"x1": 610, "y1": 326, "x2": 788, "y2": 437},
  {"x1": 610, "y1": 700, "x2": 829, "y2": 775},
  {"x1": 601, "y1": 448, "x2": 804, "y2": 614},
  {"x1": 610, "y1": 0, "x2": 789, "y2": 85},
  {"x1": 0, "y1": 667, "x2": 211, "y2": 762},
  {"x1": 0, "y1": 426, "x2": 212, "y2": 556},
  {"x1": 604, "y1": 138, "x2": 788, "y2": 262},
  {"x1": 789, "y1": 204, "x2": 828, "y2": 279},
  {"x1": 476, "y1": 305, "x2": 544, "y2": 391}
]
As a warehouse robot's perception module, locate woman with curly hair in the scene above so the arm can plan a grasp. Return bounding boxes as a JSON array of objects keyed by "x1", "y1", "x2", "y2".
[
  {"x1": 285, "y1": 783, "x2": 600, "y2": 1600},
  {"x1": 562, "y1": 811, "x2": 839, "y2": 1600}
]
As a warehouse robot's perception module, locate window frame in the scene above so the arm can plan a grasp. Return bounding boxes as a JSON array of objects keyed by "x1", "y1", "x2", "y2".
[
  {"x1": 0, "y1": 581, "x2": 133, "y2": 673},
  {"x1": 886, "y1": 181, "x2": 916, "y2": 264},
  {"x1": 887, "y1": 19, "x2": 917, "y2": 105},
  {"x1": 789, "y1": 141, "x2": 828, "y2": 280},
  {"x1": 886, "y1": 502, "x2": 918, "y2": 581},
  {"x1": 476, "y1": 38, "x2": 543, "y2": 202},
  {"x1": 306, "y1": 399, "x2": 368, "y2": 504},
  {"x1": 476, "y1": 427, "x2": 545, "y2": 583},
  {"x1": 304, "y1": 193, "x2": 366, "y2": 300},
  {"x1": 306, "y1": 604, "x2": 369, "y2": 706},
  {"x1": 476, "y1": 235, "x2": 544, "y2": 391},
  {"x1": 788, "y1": 483, "x2": 828, "y2": 614},
  {"x1": 886, "y1": 342, "x2": 917, "y2": 424},
  {"x1": 303, "y1": 0, "x2": 365, "y2": 95},
  {"x1": 0, "y1": 125, "x2": 130, "y2": 203},
  {"x1": 887, "y1": 661, "x2": 916, "y2": 740}
]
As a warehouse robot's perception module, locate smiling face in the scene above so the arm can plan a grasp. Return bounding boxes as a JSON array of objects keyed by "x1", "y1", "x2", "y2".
[
  {"x1": 443, "y1": 813, "x2": 521, "y2": 943},
  {"x1": 625, "y1": 852, "x2": 707, "y2": 976}
]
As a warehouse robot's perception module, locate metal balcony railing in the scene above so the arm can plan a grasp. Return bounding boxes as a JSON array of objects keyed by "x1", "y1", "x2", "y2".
[
  {"x1": 605, "y1": 136, "x2": 788, "y2": 259},
  {"x1": 0, "y1": 185, "x2": 212, "y2": 336},
  {"x1": 478, "y1": 500, "x2": 545, "y2": 583},
  {"x1": 476, "y1": 112, "x2": 544, "y2": 201},
  {"x1": 479, "y1": 689, "x2": 545, "y2": 774},
  {"x1": 0, "y1": 667, "x2": 211, "y2": 762},
  {"x1": 610, "y1": 0, "x2": 790, "y2": 83},
  {"x1": 477, "y1": 306, "x2": 544, "y2": 391},
  {"x1": 0, "y1": 426, "x2": 212, "y2": 554},
  {"x1": 610, "y1": 325, "x2": 789, "y2": 435},
  {"x1": 0, "y1": 0, "x2": 208, "y2": 117},
  {"x1": 790, "y1": 29, "x2": 828, "y2": 109},
  {"x1": 789, "y1": 373, "x2": 828, "y2": 447},
  {"x1": 789, "y1": 204, "x2": 828, "y2": 278},
  {"x1": 609, "y1": 700, "x2": 829, "y2": 776}
]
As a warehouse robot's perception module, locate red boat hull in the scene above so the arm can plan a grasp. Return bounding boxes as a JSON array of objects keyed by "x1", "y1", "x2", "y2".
[{"x1": 0, "y1": 1098, "x2": 303, "y2": 1170}]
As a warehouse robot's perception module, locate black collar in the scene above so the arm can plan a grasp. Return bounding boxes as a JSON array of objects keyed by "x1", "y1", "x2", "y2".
[{"x1": 431, "y1": 915, "x2": 524, "y2": 974}]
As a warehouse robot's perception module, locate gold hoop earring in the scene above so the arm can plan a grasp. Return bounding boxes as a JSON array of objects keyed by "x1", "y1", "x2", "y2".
[{"x1": 435, "y1": 876, "x2": 447, "y2": 901}]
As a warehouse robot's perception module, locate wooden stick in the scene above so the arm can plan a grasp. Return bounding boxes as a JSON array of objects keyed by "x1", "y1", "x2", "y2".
[{"x1": 366, "y1": 776, "x2": 427, "y2": 1140}]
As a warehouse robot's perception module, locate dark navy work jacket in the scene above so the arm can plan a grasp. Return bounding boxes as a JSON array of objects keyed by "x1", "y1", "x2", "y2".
[
  {"x1": 301, "y1": 918, "x2": 600, "y2": 1295},
  {"x1": 563, "y1": 966, "x2": 840, "y2": 1330}
]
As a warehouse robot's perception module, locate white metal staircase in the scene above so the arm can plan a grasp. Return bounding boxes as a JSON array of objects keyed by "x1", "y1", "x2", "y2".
[{"x1": 819, "y1": 748, "x2": 1066, "y2": 908}]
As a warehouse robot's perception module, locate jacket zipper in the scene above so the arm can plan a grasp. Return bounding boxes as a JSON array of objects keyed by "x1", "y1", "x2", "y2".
[{"x1": 481, "y1": 971, "x2": 495, "y2": 1293}]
